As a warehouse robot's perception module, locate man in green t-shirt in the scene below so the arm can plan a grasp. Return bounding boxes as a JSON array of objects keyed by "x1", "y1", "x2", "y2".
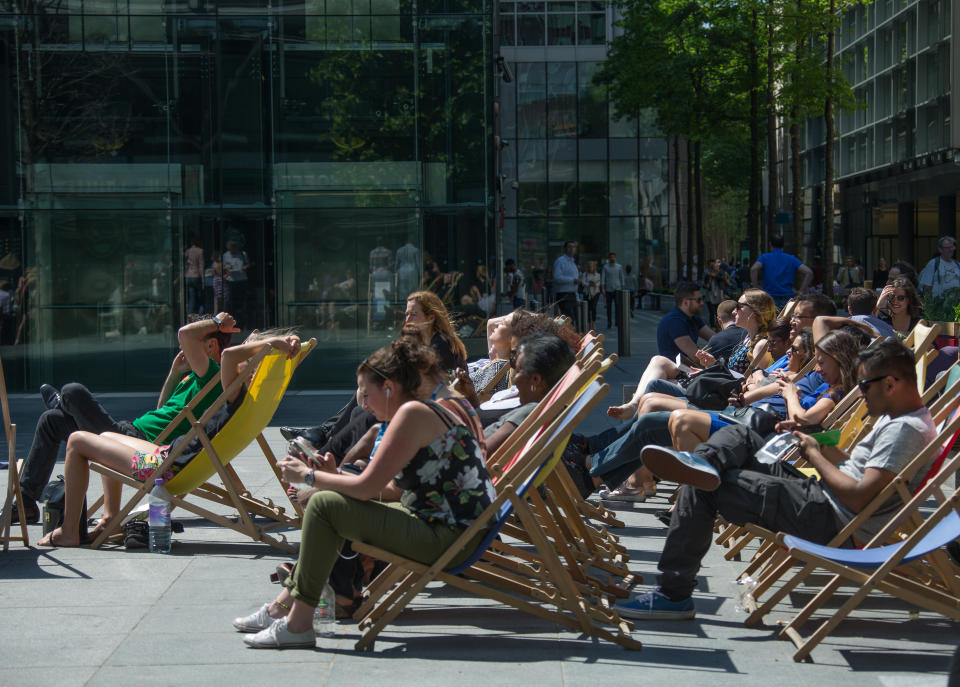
[{"x1": 13, "y1": 313, "x2": 239, "y2": 523}]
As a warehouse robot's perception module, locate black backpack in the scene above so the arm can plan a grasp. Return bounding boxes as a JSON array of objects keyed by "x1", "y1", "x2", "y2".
[
  {"x1": 684, "y1": 363, "x2": 743, "y2": 410},
  {"x1": 41, "y1": 475, "x2": 87, "y2": 542}
]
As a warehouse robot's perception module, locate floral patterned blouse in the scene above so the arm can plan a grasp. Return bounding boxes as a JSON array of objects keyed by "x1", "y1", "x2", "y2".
[{"x1": 394, "y1": 400, "x2": 496, "y2": 527}]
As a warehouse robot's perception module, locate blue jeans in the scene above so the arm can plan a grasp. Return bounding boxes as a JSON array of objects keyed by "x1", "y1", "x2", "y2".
[
  {"x1": 588, "y1": 411, "x2": 672, "y2": 489},
  {"x1": 644, "y1": 378, "x2": 686, "y2": 397}
]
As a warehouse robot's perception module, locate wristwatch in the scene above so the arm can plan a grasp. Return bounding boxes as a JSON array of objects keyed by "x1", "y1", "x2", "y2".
[
  {"x1": 212, "y1": 314, "x2": 224, "y2": 326},
  {"x1": 304, "y1": 470, "x2": 315, "y2": 487}
]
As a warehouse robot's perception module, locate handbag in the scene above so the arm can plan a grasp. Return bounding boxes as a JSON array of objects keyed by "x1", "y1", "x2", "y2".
[
  {"x1": 719, "y1": 404, "x2": 781, "y2": 437},
  {"x1": 40, "y1": 475, "x2": 88, "y2": 542},
  {"x1": 684, "y1": 363, "x2": 743, "y2": 410}
]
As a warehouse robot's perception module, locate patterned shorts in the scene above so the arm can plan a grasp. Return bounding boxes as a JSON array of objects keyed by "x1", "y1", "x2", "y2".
[{"x1": 130, "y1": 445, "x2": 173, "y2": 483}]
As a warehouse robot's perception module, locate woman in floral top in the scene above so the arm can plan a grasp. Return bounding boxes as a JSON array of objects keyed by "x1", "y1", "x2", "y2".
[{"x1": 234, "y1": 338, "x2": 496, "y2": 649}]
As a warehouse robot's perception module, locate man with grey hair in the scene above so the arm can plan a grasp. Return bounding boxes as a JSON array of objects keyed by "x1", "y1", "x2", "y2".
[{"x1": 919, "y1": 235, "x2": 960, "y2": 299}]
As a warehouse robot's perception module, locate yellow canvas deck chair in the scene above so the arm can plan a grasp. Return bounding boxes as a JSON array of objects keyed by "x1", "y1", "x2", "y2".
[
  {"x1": 0, "y1": 353, "x2": 28, "y2": 550},
  {"x1": 88, "y1": 339, "x2": 315, "y2": 552},
  {"x1": 351, "y1": 377, "x2": 642, "y2": 652}
]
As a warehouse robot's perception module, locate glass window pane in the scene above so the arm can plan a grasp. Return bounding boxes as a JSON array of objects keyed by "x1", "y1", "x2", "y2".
[
  {"x1": 578, "y1": 13, "x2": 605, "y2": 45},
  {"x1": 518, "y1": 15, "x2": 545, "y2": 45},
  {"x1": 548, "y1": 138, "x2": 576, "y2": 216},
  {"x1": 547, "y1": 14, "x2": 575, "y2": 45},
  {"x1": 547, "y1": 62, "x2": 577, "y2": 138},
  {"x1": 579, "y1": 138, "x2": 607, "y2": 215},
  {"x1": 518, "y1": 63, "x2": 547, "y2": 138},
  {"x1": 578, "y1": 62, "x2": 607, "y2": 137}
]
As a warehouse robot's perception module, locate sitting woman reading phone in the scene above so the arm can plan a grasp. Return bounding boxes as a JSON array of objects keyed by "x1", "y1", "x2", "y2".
[{"x1": 233, "y1": 338, "x2": 496, "y2": 649}]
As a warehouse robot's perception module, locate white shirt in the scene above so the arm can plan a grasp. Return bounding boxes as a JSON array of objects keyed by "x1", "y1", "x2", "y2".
[
  {"x1": 552, "y1": 254, "x2": 579, "y2": 294},
  {"x1": 919, "y1": 256, "x2": 960, "y2": 299}
]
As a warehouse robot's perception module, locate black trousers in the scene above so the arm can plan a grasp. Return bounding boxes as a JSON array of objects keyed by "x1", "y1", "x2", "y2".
[
  {"x1": 20, "y1": 383, "x2": 145, "y2": 502},
  {"x1": 657, "y1": 423, "x2": 845, "y2": 601},
  {"x1": 555, "y1": 291, "x2": 578, "y2": 320},
  {"x1": 604, "y1": 291, "x2": 619, "y2": 328}
]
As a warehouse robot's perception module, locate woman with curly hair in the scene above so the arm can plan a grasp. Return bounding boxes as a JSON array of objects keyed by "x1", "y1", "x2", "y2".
[
  {"x1": 234, "y1": 337, "x2": 495, "y2": 649},
  {"x1": 877, "y1": 276, "x2": 923, "y2": 338},
  {"x1": 404, "y1": 290, "x2": 468, "y2": 374}
]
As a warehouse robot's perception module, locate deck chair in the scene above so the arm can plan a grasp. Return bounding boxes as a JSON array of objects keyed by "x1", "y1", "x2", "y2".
[
  {"x1": 0, "y1": 353, "x2": 28, "y2": 550},
  {"x1": 88, "y1": 339, "x2": 315, "y2": 552},
  {"x1": 776, "y1": 299, "x2": 796, "y2": 321},
  {"x1": 744, "y1": 397, "x2": 960, "y2": 634},
  {"x1": 775, "y1": 445, "x2": 960, "y2": 661},
  {"x1": 474, "y1": 359, "x2": 511, "y2": 404},
  {"x1": 351, "y1": 378, "x2": 643, "y2": 652},
  {"x1": 357, "y1": 352, "x2": 609, "y2": 620}
]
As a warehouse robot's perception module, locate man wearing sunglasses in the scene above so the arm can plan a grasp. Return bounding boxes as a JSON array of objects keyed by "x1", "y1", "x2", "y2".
[
  {"x1": 615, "y1": 337, "x2": 935, "y2": 620},
  {"x1": 655, "y1": 281, "x2": 715, "y2": 362}
]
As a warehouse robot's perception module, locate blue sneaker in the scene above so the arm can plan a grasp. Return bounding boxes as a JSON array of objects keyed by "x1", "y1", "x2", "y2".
[
  {"x1": 641, "y1": 445, "x2": 720, "y2": 491},
  {"x1": 614, "y1": 590, "x2": 695, "y2": 620}
]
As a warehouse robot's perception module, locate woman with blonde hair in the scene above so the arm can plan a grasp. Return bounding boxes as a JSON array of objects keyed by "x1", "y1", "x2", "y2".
[
  {"x1": 696, "y1": 288, "x2": 776, "y2": 374},
  {"x1": 404, "y1": 290, "x2": 468, "y2": 374}
]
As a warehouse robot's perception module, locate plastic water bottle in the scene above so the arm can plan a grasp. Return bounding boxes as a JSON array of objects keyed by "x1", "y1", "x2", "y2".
[
  {"x1": 733, "y1": 575, "x2": 758, "y2": 613},
  {"x1": 313, "y1": 583, "x2": 336, "y2": 636},
  {"x1": 148, "y1": 478, "x2": 172, "y2": 554}
]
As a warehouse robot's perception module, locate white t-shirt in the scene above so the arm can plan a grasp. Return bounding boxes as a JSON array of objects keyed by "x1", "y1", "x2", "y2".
[
  {"x1": 918, "y1": 257, "x2": 960, "y2": 299},
  {"x1": 823, "y1": 407, "x2": 936, "y2": 539}
]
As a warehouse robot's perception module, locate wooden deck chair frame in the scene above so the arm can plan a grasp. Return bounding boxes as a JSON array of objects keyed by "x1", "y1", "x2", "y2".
[
  {"x1": 357, "y1": 352, "x2": 609, "y2": 619},
  {"x1": 0, "y1": 353, "x2": 28, "y2": 550},
  {"x1": 774, "y1": 432, "x2": 960, "y2": 661},
  {"x1": 743, "y1": 394, "x2": 960, "y2": 633},
  {"x1": 350, "y1": 377, "x2": 643, "y2": 652},
  {"x1": 87, "y1": 339, "x2": 315, "y2": 552}
]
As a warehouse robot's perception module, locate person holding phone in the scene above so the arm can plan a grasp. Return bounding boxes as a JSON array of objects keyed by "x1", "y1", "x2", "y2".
[{"x1": 615, "y1": 337, "x2": 936, "y2": 620}]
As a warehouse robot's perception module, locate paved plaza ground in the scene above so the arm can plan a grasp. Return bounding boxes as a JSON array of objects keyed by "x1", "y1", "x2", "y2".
[{"x1": 1, "y1": 308, "x2": 957, "y2": 686}]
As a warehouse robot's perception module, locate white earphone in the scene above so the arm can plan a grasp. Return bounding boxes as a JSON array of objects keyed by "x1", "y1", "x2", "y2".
[{"x1": 385, "y1": 387, "x2": 391, "y2": 402}]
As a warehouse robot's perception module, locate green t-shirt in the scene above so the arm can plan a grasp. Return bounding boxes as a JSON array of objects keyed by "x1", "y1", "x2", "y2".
[{"x1": 132, "y1": 360, "x2": 223, "y2": 442}]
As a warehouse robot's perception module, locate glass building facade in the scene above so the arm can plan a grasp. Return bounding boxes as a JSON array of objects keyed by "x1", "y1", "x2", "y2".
[
  {"x1": 0, "y1": 0, "x2": 494, "y2": 390},
  {"x1": 497, "y1": 1, "x2": 670, "y2": 290}
]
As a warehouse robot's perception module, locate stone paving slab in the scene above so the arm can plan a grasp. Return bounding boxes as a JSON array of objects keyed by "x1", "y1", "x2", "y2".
[{"x1": 1, "y1": 312, "x2": 956, "y2": 685}]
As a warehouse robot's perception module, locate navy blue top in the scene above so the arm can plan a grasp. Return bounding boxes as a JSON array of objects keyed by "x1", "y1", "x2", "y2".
[
  {"x1": 756, "y1": 371, "x2": 826, "y2": 418},
  {"x1": 657, "y1": 307, "x2": 705, "y2": 359}
]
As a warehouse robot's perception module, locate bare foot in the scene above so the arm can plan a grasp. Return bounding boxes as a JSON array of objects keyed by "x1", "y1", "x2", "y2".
[
  {"x1": 37, "y1": 527, "x2": 82, "y2": 548},
  {"x1": 606, "y1": 402, "x2": 638, "y2": 420}
]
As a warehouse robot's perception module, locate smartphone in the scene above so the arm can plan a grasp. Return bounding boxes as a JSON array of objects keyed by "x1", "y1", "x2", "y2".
[{"x1": 797, "y1": 423, "x2": 824, "y2": 435}]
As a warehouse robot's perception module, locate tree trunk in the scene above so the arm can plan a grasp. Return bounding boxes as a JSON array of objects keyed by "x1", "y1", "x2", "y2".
[
  {"x1": 695, "y1": 139, "x2": 704, "y2": 277},
  {"x1": 686, "y1": 138, "x2": 694, "y2": 281},
  {"x1": 791, "y1": 120, "x2": 802, "y2": 257},
  {"x1": 791, "y1": 2, "x2": 804, "y2": 258},
  {"x1": 766, "y1": 11, "x2": 778, "y2": 243},
  {"x1": 748, "y1": 8, "x2": 761, "y2": 259},
  {"x1": 824, "y1": 0, "x2": 836, "y2": 298},
  {"x1": 673, "y1": 135, "x2": 683, "y2": 281}
]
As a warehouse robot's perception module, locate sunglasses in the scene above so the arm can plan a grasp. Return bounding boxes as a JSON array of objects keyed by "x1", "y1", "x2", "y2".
[
  {"x1": 857, "y1": 374, "x2": 895, "y2": 392},
  {"x1": 508, "y1": 348, "x2": 518, "y2": 369},
  {"x1": 791, "y1": 313, "x2": 814, "y2": 321},
  {"x1": 686, "y1": 296, "x2": 704, "y2": 304},
  {"x1": 735, "y1": 302, "x2": 751, "y2": 312},
  {"x1": 788, "y1": 345, "x2": 804, "y2": 355},
  {"x1": 892, "y1": 294, "x2": 907, "y2": 302}
]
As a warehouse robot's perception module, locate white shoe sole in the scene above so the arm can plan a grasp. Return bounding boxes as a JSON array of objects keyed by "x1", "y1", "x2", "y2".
[{"x1": 642, "y1": 446, "x2": 720, "y2": 491}]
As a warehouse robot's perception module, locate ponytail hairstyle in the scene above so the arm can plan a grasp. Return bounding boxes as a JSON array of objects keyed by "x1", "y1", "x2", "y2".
[{"x1": 358, "y1": 337, "x2": 438, "y2": 396}]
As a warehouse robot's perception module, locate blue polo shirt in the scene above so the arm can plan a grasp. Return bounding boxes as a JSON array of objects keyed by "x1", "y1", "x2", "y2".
[
  {"x1": 757, "y1": 248, "x2": 802, "y2": 298},
  {"x1": 657, "y1": 307, "x2": 705, "y2": 359}
]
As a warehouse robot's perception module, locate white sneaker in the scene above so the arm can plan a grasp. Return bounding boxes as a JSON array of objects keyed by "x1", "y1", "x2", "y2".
[
  {"x1": 243, "y1": 617, "x2": 316, "y2": 649},
  {"x1": 233, "y1": 603, "x2": 274, "y2": 633},
  {"x1": 598, "y1": 485, "x2": 646, "y2": 502}
]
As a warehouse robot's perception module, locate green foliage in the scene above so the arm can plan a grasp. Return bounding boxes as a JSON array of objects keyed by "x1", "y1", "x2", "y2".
[{"x1": 924, "y1": 289, "x2": 960, "y2": 323}]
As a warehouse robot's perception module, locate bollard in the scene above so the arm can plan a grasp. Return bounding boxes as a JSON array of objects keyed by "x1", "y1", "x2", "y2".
[
  {"x1": 617, "y1": 289, "x2": 630, "y2": 357},
  {"x1": 577, "y1": 299, "x2": 588, "y2": 333}
]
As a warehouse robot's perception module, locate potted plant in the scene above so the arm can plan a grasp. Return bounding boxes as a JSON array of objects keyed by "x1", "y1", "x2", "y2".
[{"x1": 924, "y1": 288, "x2": 960, "y2": 337}]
